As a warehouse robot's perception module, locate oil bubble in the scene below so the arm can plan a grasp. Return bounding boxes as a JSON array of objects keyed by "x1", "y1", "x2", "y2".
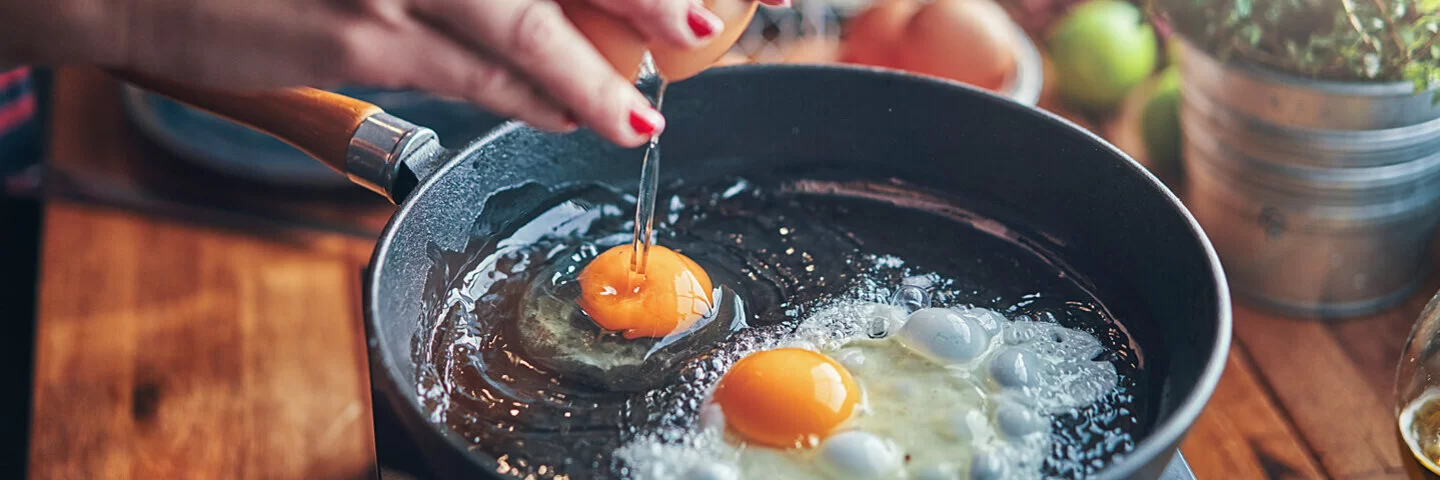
[{"x1": 890, "y1": 285, "x2": 931, "y2": 313}]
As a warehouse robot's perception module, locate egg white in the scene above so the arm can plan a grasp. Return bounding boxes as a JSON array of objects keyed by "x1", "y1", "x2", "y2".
[{"x1": 617, "y1": 301, "x2": 1119, "y2": 480}]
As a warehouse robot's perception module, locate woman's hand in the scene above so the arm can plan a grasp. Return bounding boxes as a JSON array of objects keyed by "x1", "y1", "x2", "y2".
[{"x1": 0, "y1": 0, "x2": 786, "y2": 147}]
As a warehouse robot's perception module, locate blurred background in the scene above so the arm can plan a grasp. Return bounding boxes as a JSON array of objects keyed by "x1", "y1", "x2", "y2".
[
  {"x1": 117, "y1": 0, "x2": 1142, "y2": 191},
  {"x1": 11, "y1": 0, "x2": 1440, "y2": 478}
]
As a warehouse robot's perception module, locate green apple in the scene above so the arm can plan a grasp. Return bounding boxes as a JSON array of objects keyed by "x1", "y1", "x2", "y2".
[
  {"x1": 1140, "y1": 66, "x2": 1182, "y2": 177},
  {"x1": 1167, "y1": 39, "x2": 1184, "y2": 67},
  {"x1": 1047, "y1": 0, "x2": 1159, "y2": 112}
]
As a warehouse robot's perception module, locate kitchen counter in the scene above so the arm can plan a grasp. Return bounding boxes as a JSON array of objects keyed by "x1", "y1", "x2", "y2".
[{"x1": 25, "y1": 68, "x2": 1434, "y2": 479}]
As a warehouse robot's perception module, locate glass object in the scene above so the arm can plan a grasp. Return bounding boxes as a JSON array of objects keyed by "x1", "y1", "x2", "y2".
[{"x1": 1396, "y1": 289, "x2": 1440, "y2": 473}]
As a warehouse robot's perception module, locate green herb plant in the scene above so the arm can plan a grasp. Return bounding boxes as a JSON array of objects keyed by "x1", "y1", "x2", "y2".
[{"x1": 1151, "y1": 0, "x2": 1440, "y2": 94}]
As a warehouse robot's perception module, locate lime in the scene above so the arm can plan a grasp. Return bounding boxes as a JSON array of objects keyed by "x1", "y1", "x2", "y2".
[
  {"x1": 1046, "y1": 0, "x2": 1158, "y2": 112},
  {"x1": 1140, "y1": 66, "x2": 1181, "y2": 180}
]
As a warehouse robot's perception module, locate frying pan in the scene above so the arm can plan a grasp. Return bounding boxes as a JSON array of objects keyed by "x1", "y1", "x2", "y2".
[{"x1": 118, "y1": 64, "x2": 1231, "y2": 480}]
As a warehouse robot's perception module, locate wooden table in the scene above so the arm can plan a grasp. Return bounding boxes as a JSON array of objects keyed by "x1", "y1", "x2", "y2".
[{"x1": 23, "y1": 68, "x2": 1436, "y2": 480}]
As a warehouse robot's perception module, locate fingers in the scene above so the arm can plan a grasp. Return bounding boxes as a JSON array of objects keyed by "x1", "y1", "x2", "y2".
[
  {"x1": 414, "y1": 0, "x2": 662, "y2": 147},
  {"x1": 586, "y1": 0, "x2": 723, "y2": 48},
  {"x1": 355, "y1": 19, "x2": 576, "y2": 133}
]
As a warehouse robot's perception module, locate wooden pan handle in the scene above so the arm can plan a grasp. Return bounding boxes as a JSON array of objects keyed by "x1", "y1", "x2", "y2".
[{"x1": 110, "y1": 71, "x2": 383, "y2": 173}]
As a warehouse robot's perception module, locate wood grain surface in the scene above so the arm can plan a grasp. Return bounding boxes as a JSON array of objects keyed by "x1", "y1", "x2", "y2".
[
  {"x1": 25, "y1": 68, "x2": 1440, "y2": 480},
  {"x1": 29, "y1": 203, "x2": 378, "y2": 479},
  {"x1": 44, "y1": 69, "x2": 396, "y2": 238},
  {"x1": 29, "y1": 69, "x2": 383, "y2": 480}
]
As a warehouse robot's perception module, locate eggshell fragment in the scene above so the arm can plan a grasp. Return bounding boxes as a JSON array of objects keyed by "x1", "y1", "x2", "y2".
[{"x1": 652, "y1": 0, "x2": 760, "y2": 80}]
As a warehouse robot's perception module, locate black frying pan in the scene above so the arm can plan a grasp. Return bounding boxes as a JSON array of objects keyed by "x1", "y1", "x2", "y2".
[{"x1": 119, "y1": 64, "x2": 1231, "y2": 480}]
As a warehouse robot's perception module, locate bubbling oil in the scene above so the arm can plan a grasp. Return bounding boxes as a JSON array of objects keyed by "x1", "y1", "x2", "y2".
[{"x1": 414, "y1": 176, "x2": 1149, "y2": 479}]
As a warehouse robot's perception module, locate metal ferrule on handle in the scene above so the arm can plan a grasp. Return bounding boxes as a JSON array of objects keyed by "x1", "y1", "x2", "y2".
[
  {"x1": 346, "y1": 113, "x2": 441, "y2": 203},
  {"x1": 109, "y1": 71, "x2": 447, "y2": 204}
]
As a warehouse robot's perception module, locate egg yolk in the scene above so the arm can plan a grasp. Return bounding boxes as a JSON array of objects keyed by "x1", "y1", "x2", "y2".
[
  {"x1": 710, "y1": 348, "x2": 859, "y2": 448},
  {"x1": 577, "y1": 244, "x2": 714, "y2": 339}
]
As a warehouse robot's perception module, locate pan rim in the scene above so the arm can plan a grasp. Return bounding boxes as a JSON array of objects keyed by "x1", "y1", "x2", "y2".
[{"x1": 365, "y1": 63, "x2": 1233, "y2": 480}]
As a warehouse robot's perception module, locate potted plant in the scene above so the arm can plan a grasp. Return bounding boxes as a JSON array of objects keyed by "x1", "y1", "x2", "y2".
[
  {"x1": 1154, "y1": 0, "x2": 1438, "y2": 91},
  {"x1": 1148, "y1": 0, "x2": 1440, "y2": 318}
]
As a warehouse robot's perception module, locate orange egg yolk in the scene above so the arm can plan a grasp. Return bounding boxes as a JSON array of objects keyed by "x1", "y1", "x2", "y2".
[
  {"x1": 577, "y1": 244, "x2": 714, "y2": 339},
  {"x1": 710, "y1": 348, "x2": 859, "y2": 448}
]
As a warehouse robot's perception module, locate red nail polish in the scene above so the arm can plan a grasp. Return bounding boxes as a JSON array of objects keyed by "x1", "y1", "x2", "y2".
[
  {"x1": 687, "y1": 9, "x2": 718, "y2": 38},
  {"x1": 629, "y1": 108, "x2": 664, "y2": 136}
]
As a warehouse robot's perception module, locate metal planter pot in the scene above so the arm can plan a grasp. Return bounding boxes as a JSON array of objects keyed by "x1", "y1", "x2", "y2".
[{"x1": 1178, "y1": 40, "x2": 1440, "y2": 318}]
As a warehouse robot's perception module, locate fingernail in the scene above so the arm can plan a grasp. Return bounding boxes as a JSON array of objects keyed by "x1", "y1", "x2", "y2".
[
  {"x1": 687, "y1": 7, "x2": 722, "y2": 39},
  {"x1": 629, "y1": 107, "x2": 665, "y2": 136}
]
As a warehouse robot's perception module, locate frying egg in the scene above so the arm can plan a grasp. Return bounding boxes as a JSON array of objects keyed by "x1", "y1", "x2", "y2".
[
  {"x1": 838, "y1": 0, "x2": 920, "y2": 68},
  {"x1": 617, "y1": 298, "x2": 1120, "y2": 480},
  {"x1": 711, "y1": 348, "x2": 860, "y2": 448},
  {"x1": 577, "y1": 244, "x2": 714, "y2": 339},
  {"x1": 895, "y1": 307, "x2": 991, "y2": 363},
  {"x1": 816, "y1": 431, "x2": 904, "y2": 479},
  {"x1": 894, "y1": 0, "x2": 1017, "y2": 92}
]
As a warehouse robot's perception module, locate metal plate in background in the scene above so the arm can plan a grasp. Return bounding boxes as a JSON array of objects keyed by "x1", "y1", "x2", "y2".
[{"x1": 121, "y1": 86, "x2": 506, "y2": 189}]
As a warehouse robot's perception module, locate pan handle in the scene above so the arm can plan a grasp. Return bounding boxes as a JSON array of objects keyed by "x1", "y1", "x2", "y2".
[
  {"x1": 111, "y1": 70, "x2": 443, "y2": 203},
  {"x1": 113, "y1": 70, "x2": 380, "y2": 171}
]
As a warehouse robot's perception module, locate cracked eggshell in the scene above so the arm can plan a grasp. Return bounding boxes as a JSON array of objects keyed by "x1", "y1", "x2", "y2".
[
  {"x1": 557, "y1": 0, "x2": 648, "y2": 81},
  {"x1": 652, "y1": 0, "x2": 760, "y2": 80}
]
